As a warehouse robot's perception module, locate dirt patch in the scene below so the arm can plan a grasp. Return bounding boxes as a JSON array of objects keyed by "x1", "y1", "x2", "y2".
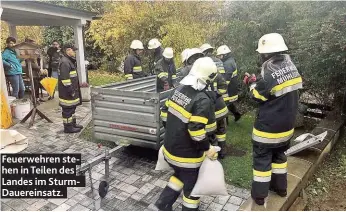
[{"x1": 224, "y1": 144, "x2": 247, "y2": 157}]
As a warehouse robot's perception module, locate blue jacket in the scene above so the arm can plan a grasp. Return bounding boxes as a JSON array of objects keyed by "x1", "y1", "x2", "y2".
[{"x1": 2, "y1": 47, "x2": 23, "y2": 76}]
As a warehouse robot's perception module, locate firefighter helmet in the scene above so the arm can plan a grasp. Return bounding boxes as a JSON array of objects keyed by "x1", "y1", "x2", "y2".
[
  {"x1": 163, "y1": 47, "x2": 174, "y2": 59},
  {"x1": 130, "y1": 40, "x2": 144, "y2": 50},
  {"x1": 216, "y1": 45, "x2": 231, "y2": 56},
  {"x1": 181, "y1": 49, "x2": 190, "y2": 63},
  {"x1": 189, "y1": 57, "x2": 217, "y2": 84},
  {"x1": 148, "y1": 38, "x2": 161, "y2": 50},
  {"x1": 256, "y1": 33, "x2": 288, "y2": 54},
  {"x1": 186, "y1": 48, "x2": 204, "y2": 63},
  {"x1": 200, "y1": 43, "x2": 214, "y2": 53}
]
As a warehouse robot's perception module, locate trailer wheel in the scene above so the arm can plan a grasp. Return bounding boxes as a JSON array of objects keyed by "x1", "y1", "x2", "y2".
[{"x1": 99, "y1": 181, "x2": 109, "y2": 198}]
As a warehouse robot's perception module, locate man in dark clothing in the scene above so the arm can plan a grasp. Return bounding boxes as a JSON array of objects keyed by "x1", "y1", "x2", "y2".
[
  {"x1": 148, "y1": 38, "x2": 163, "y2": 73},
  {"x1": 124, "y1": 40, "x2": 146, "y2": 80},
  {"x1": 47, "y1": 40, "x2": 61, "y2": 78},
  {"x1": 155, "y1": 47, "x2": 177, "y2": 92},
  {"x1": 176, "y1": 48, "x2": 204, "y2": 83},
  {"x1": 58, "y1": 43, "x2": 83, "y2": 133}
]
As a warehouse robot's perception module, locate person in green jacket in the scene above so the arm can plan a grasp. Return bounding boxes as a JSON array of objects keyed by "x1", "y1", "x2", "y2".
[{"x1": 2, "y1": 37, "x2": 25, "y2": 99}]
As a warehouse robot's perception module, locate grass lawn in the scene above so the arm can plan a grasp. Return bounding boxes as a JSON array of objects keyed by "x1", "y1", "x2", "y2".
[
  {"x1": 88, "y1": 70, "x2": 125, "y2": 87},
  {"x1": 222, "y1": 112, "x2": 255, "y2": 189}
]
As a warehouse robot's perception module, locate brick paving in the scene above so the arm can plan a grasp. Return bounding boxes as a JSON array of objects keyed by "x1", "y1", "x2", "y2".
[{"x1": 0, "y1": 102, "x2": 250, "y2": 211}]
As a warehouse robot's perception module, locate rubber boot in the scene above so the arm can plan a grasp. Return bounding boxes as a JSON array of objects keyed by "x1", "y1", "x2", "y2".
[
  {"x1": 155, "y1": 186, "x2": 181, "y2": 211},
  {"x1": 269, "y1": 186, "x2": 287, "y2": 197},
  {"x1": 72, "y1": 118, "x2": 84, "y2": 129},
  {"x1": 218, "y1": 141, "x2": 226, "y2": 159},
  {"x1": 182, "y1": 205, "x2": 199, "y2": 211},
  {"x1": 253, "y1": 197, "x2": 265, "y2": 205},
  {"x1": 64, "y1": 123, "x2": 82, "y2": 133}
]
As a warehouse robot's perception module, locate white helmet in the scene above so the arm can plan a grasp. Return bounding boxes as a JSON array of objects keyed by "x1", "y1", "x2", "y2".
[
  {"x1": 181, "y1": 49, "x2": 190, "y2": 63},
  {"x1": 200, "y1": 43, "x2": 214, "y2": 53},
  {"x1": 256, "y1": 33, "x2": 288, "y2": 54},
  {"x1": 216, "y1": 45, "x2": 231, "y2": 56},
  {"x1": 130, "y1": 40, "x2": 144, "y2": 50},
  {"x1": 189, "y1": 57, "x2": 218, "y2": 84},
  {"x1": 186, "y1": 48, "x2": 204, "y2": 63},
  {"x1": 148, "y1": 38, "x2": 161, "y2": 50},
  {"x1": 162, "y1": 47, "x2": 174, "y2": 59}
]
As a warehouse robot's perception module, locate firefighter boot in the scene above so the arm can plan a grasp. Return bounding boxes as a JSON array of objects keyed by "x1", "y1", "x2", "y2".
[
  {"x1": 254, "y1": 198, "x2": 265, "y2": 205},
  {"x1": 269, "y1": 186, "x2": 287, "y2": 197},
  {"x1": 155, "y1": 186, "x2": 180, "y2": 211},
  {"x1": 64, "y1": 123, "x2": 82, "y2": 133},
  {"x1": 72, "y1": 118, "x2": 84, "y2": 129}
]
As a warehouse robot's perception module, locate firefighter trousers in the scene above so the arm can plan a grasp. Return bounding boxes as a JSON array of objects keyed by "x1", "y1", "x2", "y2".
[
  {"x1": 251, "y1": 142, "x2": 290, "y2": 200},
  {"x1": 216, "y1": 118, "x2": 227, "y2": 155},
  {"x1": 61, "y1": 106, "x2": 77, "y2": 124},
  {"x1": 155, "y1": 164, "x2": 200, "y2": 211},
  {"x1": 227, "y1": 103, "x2": 241, "y2": 117}
]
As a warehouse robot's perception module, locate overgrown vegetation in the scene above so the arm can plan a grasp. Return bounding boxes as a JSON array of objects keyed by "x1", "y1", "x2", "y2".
[{"x1": 88, "y1": 70, "x2": 125, "y2": 87}]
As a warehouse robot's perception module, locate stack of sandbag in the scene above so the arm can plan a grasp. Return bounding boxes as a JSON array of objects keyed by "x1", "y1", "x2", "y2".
[
  {"x1": 0, "y1": 129, "x2": 28, "y2": 153},
  {"x1": 155, "y1": 145, "x2": 173, "y2": 171}
]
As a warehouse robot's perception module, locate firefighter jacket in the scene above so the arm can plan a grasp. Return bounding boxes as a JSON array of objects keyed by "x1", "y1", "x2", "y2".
[
  {"x1": 124, "y1": 53, "x2": 146, "y2": 80},
  {"x1": 206, "y1": 74, "x2": 229, "y2": 121},
  {"x1": 248, "y1": 54, "x2": 303, "y2": 147},
  {"x1": 160, "y1": 85, "x2": 214, "y2": 168},
  {"x1": 58, "y1": 54, "x2": 81, "y2": 108},
  {"x1": 155, "y1": 58, "x2": 177, "y2": 92},
  {"x1": 149, "y1": 47, "x2": 164, "y2": 72},
  {"x1": 176, "y1": 65, "x2": 192, "y2": 84},
  {"x1": 221, "y1": 55, "x2": 239, "y2": 103}
]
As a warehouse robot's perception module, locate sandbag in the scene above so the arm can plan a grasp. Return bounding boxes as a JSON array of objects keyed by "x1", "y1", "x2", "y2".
[
  {"x1": 191, "y1": 149, "x2": 228, "y2": 196},
  {"x1": 155, "y1": 146, "x2": 173, "y2": 171}
]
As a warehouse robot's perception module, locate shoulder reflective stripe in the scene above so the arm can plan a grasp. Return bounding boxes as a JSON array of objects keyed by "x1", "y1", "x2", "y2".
[
  {"x1": 162, "y1": 146, "x2": 205, "y2": 164},
  {"x1": 232, "y1": 69, "x2": 238, "y2": 77},
  {"x1": 226, "y1": 80, "x2": 230, "y2": 85},
  {"x1": 273, "y1": 82, "x2": 302, "y2": 97},
  {"x1": 165, "y1": 100, "x2": 170, "y2": 107},
  {"x1": 251, "y1": 88, "x2": 268, "y2": 101},
  {"x1": 172, "y1": 75, "x2": 177, "y2": 79},
  {"x1": 219, "y1": 69, "x2": 225, "y2": 74},
  {"x1": 160, "y1": 111, "x2": 168, "y2": 117},
  {"x1": 272, "y1": 168, "x2": 287, "y2": 174},
  {"x1": 59, "y1": 98, "x2": 80, "y2": 106},
  {"x1": 133, "y1": 66, "x2": 142, "y2": 72},
  {"x1": 158, "y1": 72, "x2": 168, "y2": 78},
  {"x1": 168, "y1": 107, "x2": 189, "y2": 123},
  {"x1": 253, "y1": 175, "x2": 271, "y2": 182},
  {"x1": 216, "y1": 134, "x2": 226, "y2": 142},
  {"x1": 70, "y1": 70, "x2": 77, "y2": 77},
  {"x1": 272, "y1": 162, "x2": 287, "y2": 169},
  {"x1": 61, "y1": 79, "x2": 71, "y2": 86},
  {"x1": 206, "y1": 122, "x2": 217, "y2": 132},
  {"x1": 218, "y1": 89, "x2": 227, "y2": 94},
  {"x1": 253, "y1": 169, "x2": 272, "y2": 177},
  {"x1": 213, "y1": 82, "x2": 217, "y2": 87},
  {"x1": 190, "y1": 116, "x2": 208, "y2": 124},
  {"x1": 222, "y1": 93, "x2": 229, "y2": 98},
  {"x1": 271, "y1": 77, "x2": 302, "y2": 94},
  {"x1": 253, "y1": 128, "x2": 294, "y2": 139},
  {"x1": 168, "y1": 101, "x2": 192, "y2": 122},
  {"x1": 215, "y1": 107, "x2": 228, "y2": 119},
  {"x1": 183, "y1": 196, "x2": 200, "y2": 208},
  {"x1": 125, "y1": 74, "x2": 133, "y2": 80}
]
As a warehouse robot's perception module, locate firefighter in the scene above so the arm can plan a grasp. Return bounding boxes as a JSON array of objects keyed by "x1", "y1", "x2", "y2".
[
  {"x1": 58, "y1": 43, "x2": 83, "y2": 133},
  {"x1": 200, "y1": 43, "x2": 229, "y2": 159},
  {"x1": 243, "y1": 33, "x2": 303, "y2": 205},
  {"x1": 148, "y1": 38, "x2": 164, "y2": 72},
  {"x1": 155, "y1": 47, "x2": 177, "y2": 92},
  {"x1": 176, "y1": 48, "x2": 204, "y2": 83},
  {"x1": 155, "y1": 57, "x2": 219, "y2": 211},
  {"x1": 216, "y1": 45, "x2": 242, "y2": 122},
  {"x1": 124, "y1": 40, "x2": 145, "y2": 80}
]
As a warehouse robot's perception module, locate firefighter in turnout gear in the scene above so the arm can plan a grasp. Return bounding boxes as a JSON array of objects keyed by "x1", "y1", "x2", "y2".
[
  {"x1": 58, "y1": 43, "x2": 83, "y2": 133},
  {"x1": 155, "y1": 57, "x2": 219, "y2": 211},
  {"x1": 200, "y1": 43, "x2": 229, "y2": 159},
  {"x1": 217, "y1": 45, "x2": 242, "y2": 122},
  {"x1": 243, "y1": 33, "x2": 303, "y2": 205},
  {"x1": 148, "y1": 38, "x2": 164, "y2": 72},
  {"x1": 155, "y1": 47, "x2": 177, "y2": 92},
  {"x1": 124, "y1": 40, "x2": 146, "y2": 80},
  {"x1": 176, "y1": 48, "x2": 204, "y2": 83}
]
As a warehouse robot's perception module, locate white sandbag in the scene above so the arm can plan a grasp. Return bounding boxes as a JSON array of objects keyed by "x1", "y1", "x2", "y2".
[
  {"x1": 191, "y1": 147, "x2": 228, "y2": 196},
  {"x1": 155, "y1": 146, "x2": 173, "y2": 171}
]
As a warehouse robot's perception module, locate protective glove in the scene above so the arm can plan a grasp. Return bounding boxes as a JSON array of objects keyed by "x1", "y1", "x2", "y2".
[
  {"x1": 243, "y1": 73, "x2": 257, "y2": 85},
  {"x1": 205, "y1": 146, "x2": 218, "y2": 160}
]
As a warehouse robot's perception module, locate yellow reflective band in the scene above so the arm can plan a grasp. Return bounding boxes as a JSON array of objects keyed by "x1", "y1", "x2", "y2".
[
  {"x1": 59, "y1": 98, "x2": 80, "y2": 106},
  {"x1": 133, "y1": 66, "x2": 142, "y2": 70},
  {"x1": 160, "y1": 111, "x2": 167, "y2": 118},
  {"x1": 188, "y1": 129, "x2": 206, "y2": 137},
  {"x1": 253, "y1": 169, "x2": 272, "y2": 177},
  {"x1": 232, "y1": 69, "x2": 238, "y2": 77},
  {"x1": 61, "y1": 79, "x2": 71, "y2": 85},
  {"x1": 183, "y1": 196, "x2": 200, "y2": 204},
  {"x1": 206, "y1": 122, "x2": 216, "y2": 129},
  {"x1": 215, "y1": 107, "x2": 227, "y2": 115},
  {"x1": 272, "y1": 162, "x2": 288, "y2": 169},
  {"x1": 125, "y1": 74, "x2": 133, "y2": 78},
  {"x1": 251, "y1": 88, "x2": 268, "y2": 101},
  {"x1": 226, "y1": 80, "x2": 230, "y2": 85},
  {"x1": 158, "y1": 72, "x2": 168, "y2": 78},
  {"x1": 169, "y1": 100, "x2": 192, "y2": 119},
  {"x1": 253, "y1": 128, "x2": 294, "y2": 139},
  {"x1": 190, "y1": 116, "x2": 208, "y2": 124},
  {"x1": 216, "y1": 134, "x2": 226, "y2": 139},
  {"x1": 162, "y1": 146, "x2": 205, "y2": 163},
  {"x1": 271, "y1": 77, "x2": 302, "y2": 93},
  {"x1": 219, "y1": 69, "x2": 225, "y2": 74},
  {"x1": 165, "y1": 100, "x2": 169, "y2": 107},
  {"x1": 170, "y1": 176, "x2": 184, "y2": 188},
  {"x1": 218, "y1": 89, "x2": 227, "y2": 94},
  {"x1": 70, "y1": 70, "x2": 77, "y2": 74}
]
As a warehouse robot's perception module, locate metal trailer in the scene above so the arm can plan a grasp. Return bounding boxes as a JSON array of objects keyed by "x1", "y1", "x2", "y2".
[{"x1": 90, "y1": 75, "x2": 170, "y2": 150}]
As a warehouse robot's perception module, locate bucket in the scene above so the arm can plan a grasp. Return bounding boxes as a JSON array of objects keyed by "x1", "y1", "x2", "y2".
[{"x1": 13, "y1": 99, "x2": 31, "y2": 120}]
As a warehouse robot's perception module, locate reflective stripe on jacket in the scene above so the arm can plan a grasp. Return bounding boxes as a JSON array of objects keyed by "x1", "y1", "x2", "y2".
[{"x1": 124, "y1": 54, "x2": 146, "y2": 80}]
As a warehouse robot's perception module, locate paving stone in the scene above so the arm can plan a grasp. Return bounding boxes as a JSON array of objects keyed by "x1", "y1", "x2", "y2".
[
  {"x1": 132, "y1": 179, "x2": 147, "y2": 188},
  {"x1": 137, "y1": 183, "x2": 156, "y2": 195},
  {"x1": 199, "y1": 203, "x2": 209, "y2": 211},
  {"x1": 147, "y1": 203, "x2": 159, "y2": 211},
  {"x1": 141, "y1": 187, "x2": 162, "y2": 204},
  {"x1": 173, "y1": 204, "x2": 182, "y2": 211},
  {"x1": 1, "y1": 204, "x2": 13, "y2": 211},
  {"x1": 6, "y1": 199, "x2": 30, "y2": 211},
  {"x1": 53, "y1": 203, "x2": 72, "y2": 211},
  {"x1": 79, "y1": 196, "x2": 95, "y2": 207},
  {"x1": 131, "y1": 192, "x2": 146, "y2": 201},
  {"x1": 39, "y1": 202, "x2": 58, "y2": 211},
  {"x1": 213, "y1": 196, "x2": 230, "y2": 205},
  {"x1": 123, "y1": 174, "x2": 141, "y2": 184},
  {"x1": 0, "y1": 198, "x2": 12, "y2": 203},
  {"x1": 71, "y1": 193, "x2": 88, "y2": 203},
  {"x1": 223, "y1": 203, "x2": 239, "y2": 211},
  {"x1": 119, "y1": 167, "x2": 135, "y2": 175},
  {"x1": 91, "y1": 172, "x2": 104, "y2": 181},
  {"x1": 22, "y1": 198, "x2": 39, "y2": 205},
  {"x1": 228, "y1": 196, "x2": 243, "y2": 206},
  {"x1": 119, "y1": 183, "x2": 139, "y2": 194},
  {"x1": 65, "y1": 199, "x2": 79, "y2": 207},
  {"x1": 141, "y1": 175, "x2": 153, "y2": 182},
  {"x1": 48, "y1": 198, "x2": 68, "y2": 205},
  {"x1": 153, "y1": 179, "x2": 168, "y2": 188},
  {"x1": 103, "y1": 188, "x2": 121, "y2": 202},
  {"x1": 207, "y1": 202, "x2": 223, "y2": 211},
  {"x1": 200, "y1": 196, "x2": 215, "y2": 204},
  {"x1": 29, "y1": 199, "x2": 50, "y2": 210},
  {"x1": 68, "y1": 204, "x2": 90, "y2": 211},
  {"x1": 134, "y1": 169, "x2": 147, "y2": 176},
  {"x1": 115, "y1": 191, "x2": 131, "y2": 201}
]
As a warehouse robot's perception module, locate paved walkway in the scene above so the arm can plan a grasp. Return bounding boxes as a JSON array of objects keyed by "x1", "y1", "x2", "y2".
[{"x1": 1, "y1": 101, "x2": 250, "y2": 211}]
